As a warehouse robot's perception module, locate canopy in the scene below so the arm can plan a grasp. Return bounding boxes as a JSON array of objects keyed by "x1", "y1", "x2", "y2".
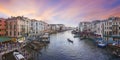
[{"x1": 0, "y1": 37, "x2": 11, "y2": 42}]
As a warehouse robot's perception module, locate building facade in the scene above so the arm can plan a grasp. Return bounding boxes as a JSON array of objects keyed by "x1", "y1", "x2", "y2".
[
  {"x1": 6, "y1": 16, "x2": 31, "y2": 41},
  {"x1": 0, "y1": 18, "x2": 6, "y2": 36},
  {"x1": 30, "y1": 19, "x2": 49, "y2": 35},
  {"x1": 95, "y1": 21, "x2": 104, "y2": 37},
  {"x1": 78, "y1": 22, "x2": 91, "y2": 32},
  {"x1": 48, "y1": 24, "x2": 66, "y2": 31},
  {"x1": 103, "y1": 17, "x2": 120, "y2": 44}
]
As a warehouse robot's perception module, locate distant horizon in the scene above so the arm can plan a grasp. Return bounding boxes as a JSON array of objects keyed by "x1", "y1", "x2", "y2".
[{"x1": 1, "y1": 15, "x2": 120, "y2": 27}]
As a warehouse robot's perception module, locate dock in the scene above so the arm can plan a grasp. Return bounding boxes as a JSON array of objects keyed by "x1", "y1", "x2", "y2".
[{"x1": 0, "y1": 43, "x2": 27, "y2": 60}]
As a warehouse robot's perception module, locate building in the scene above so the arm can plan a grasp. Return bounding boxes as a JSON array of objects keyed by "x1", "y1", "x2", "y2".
[
  {"x1": 39, "y1": 21, "x2": 49, "y2": 32},
  {"x1": 103, "y1": 17, "x2": 120, "y2": 45},
  {"x1": 6, "y1": 16, "x2": 31, "y2": 41},
  {"x1": 78, "y1": 22, "x2": 91, "y2": 32},
  {"x1": 56, "y1": 24, "x2": 66, "y2": 31},
  {"x1": 48, "y1": 24, "x2": 56, "y2": 31},
  {"x1": 30, "y1": 19, "x2": 38, "y2": 35},
  {"x1": 0, "y1": 18, "x2": 6, "y2": 36},
  {"x1": 89, "y1": 20, "x2": 103, "y2": 38},
  {"x1": 48, "y1": 24, "x2": 66, "y2": 31},
  {"x1": 90, "y1": 20, "x2": 101, "y2": 33},
  {"x1": 30, "y1": 19, "x2": 49, "y2": 36}
]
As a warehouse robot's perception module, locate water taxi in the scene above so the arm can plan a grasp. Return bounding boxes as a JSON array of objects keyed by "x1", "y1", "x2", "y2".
[{"x1": 13, "y1": 52, "x2": 25, "y2": 60}]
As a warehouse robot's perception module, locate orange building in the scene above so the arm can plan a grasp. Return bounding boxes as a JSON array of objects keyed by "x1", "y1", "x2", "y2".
[{"x1": 0, "y1": 18, "x2": 6, "y2": 36}]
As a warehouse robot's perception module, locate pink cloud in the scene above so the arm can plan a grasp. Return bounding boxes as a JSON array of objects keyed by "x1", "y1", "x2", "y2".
[{"x1": 0, "y1": 0, "x2": 120, "y2": 26}]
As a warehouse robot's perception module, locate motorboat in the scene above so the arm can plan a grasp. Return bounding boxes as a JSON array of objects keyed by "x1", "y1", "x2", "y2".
[
  {"x1": 97, "y1": 41, "x2": 107, "y2": 48},
  {"x1": 13, "y1": 52, "x2": 25, "y2": 60},
  {"x1": 71, "y1": 30, "x2": 77, "y2": 34}
]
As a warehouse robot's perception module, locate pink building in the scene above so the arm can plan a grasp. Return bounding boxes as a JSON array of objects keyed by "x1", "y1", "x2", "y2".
[
  {"x1": 0, "y1": 18, "x2": 6, "y2": 36},
  {"x1": 6, "y1": 16, "x2": 30, "y2": 39}
]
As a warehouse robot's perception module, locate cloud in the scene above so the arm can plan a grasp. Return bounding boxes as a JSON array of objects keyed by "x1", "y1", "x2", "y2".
[{"x1": 0, "y1": 0, "x2": 120, "y2": 26}]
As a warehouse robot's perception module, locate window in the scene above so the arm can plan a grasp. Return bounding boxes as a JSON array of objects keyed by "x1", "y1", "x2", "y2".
[
  {"x1": 113, "y1": 22, "x2": 115, "y2": 25},
  {"x1": 109, "y1": 31, "x2": 112, "y2": 35},
  {"x1": 10, "y1": 25, "x2": 12, "y2": 29},
  {"x1": 109, "y1": 22, "x2": 112, "y2": 25},
  {"x1": 31, "y1": 23, "x2": 33, "y2": 26},
  {"x1": 14, "y1": 25, "x2": 16, "y2": 29},
  {"x1": 105, "y1": 31, "x2": 106, "y2": 35},
  {"x1": 109, "y1": 27, "x2": 112, "y2": 29},
  {"x1": 10, "y1": 31, "x2": 11, "y2": 36},
  {"x1": 18, "y1": 32, "x2": 19, "y2": 35},
  {"x1": 6, "y1": 31, "x2": 8, "y2": 35},
  {"x1": 36, "y1": 23, "x2": 38, "y2": 25},
  {"x1": 0, "y1": 20, "x2": 2, "y2": 22},
  {"x1": 14, "y1": 31, "x2": 16, "y2": 36}
]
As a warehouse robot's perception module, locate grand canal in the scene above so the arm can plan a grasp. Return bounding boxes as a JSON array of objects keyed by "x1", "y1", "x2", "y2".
[{"x1": 34, "y1": 31, "x2": 120, "y2": 60}]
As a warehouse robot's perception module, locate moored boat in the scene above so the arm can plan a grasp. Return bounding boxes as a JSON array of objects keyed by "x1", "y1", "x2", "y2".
[
  {"x1": 97, "y1": 41, "x2": 107, "y2": 48},
  {"x1": 13, "y1": 52, "x2": 25, "y2": 60}
]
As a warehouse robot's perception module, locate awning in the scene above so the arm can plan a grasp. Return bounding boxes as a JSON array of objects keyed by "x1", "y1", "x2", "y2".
[
  {"x1": 96, "y1": 38, "x2": 103, "y2": 40},
  {"x1": 0, "y1": 37, "x2": 12, "y2": 42},
  {"x1": 112, "y1": 35, "x2": 120, "y2": 38},
  {"x1": 103, "y1": 35, "x2": 112, "y2": 37}
]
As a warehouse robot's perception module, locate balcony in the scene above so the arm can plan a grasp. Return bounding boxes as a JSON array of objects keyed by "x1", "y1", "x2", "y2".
[
  {"x1": 0, "y1": 27, "x2": 6, "y2": 29},
  {"x1": 0, "y1": 31, "x2": 6, "y2": 34}
]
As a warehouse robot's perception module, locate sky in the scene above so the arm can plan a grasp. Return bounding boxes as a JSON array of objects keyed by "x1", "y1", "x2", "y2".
[{"x1": 0, "y1": 0, "x2": 120, "y2": 27}]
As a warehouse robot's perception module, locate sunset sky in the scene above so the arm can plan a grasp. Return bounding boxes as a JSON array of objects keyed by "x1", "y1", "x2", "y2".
[{"x1": 0, "y1": 0, "x2": 120, "y2": 26}]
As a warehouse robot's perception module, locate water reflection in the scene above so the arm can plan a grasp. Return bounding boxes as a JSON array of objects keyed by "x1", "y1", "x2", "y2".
[{"x1": 35, "y1": 31, "x2": 120, "y2": 60}]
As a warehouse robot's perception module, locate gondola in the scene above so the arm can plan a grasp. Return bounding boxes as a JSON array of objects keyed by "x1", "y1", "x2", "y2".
[{"x1": 67, "y1": 38, "x2": 73, "y2": 43}]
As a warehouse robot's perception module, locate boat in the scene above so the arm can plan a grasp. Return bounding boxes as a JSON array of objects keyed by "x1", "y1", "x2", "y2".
[
  {"x1": 97, "y1": 41, "x2": 107, "y2": 48},
  {"x1": 71, "y1": 30, "x2": 77, "y2": 34},
  {"x1": 67, "y1": 38, "x2": 73, "y2": 43},
  {"x1": 13, "y1": 52, "x2": 25, "y2": 60}
]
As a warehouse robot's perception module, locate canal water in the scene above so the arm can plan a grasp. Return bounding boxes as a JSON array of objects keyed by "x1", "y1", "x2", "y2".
[{"x1": 35, "y1": 31, "x2": 120, "y2": 60}]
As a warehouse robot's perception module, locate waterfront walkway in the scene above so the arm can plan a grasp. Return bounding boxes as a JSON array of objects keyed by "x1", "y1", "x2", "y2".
[{"x1": 0, "y1": 42, "x2": 22, "y2": 60}]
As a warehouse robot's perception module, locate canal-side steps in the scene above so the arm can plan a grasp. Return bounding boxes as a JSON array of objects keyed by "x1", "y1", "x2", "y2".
[
  {"x1": 0, "y1": 47, "x2": 18, "y2": 60},
  {"x1": 0, "y1": 43, "x2": 27, "y2": 60}
]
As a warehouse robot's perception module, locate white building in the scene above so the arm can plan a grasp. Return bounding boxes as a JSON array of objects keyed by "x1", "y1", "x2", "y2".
[
  {"x1": 95, "y1": 21, "x2": 103, "y2": 37},
  {"x1": 48, "y1": 24, "x2": 66, "y2": 31},
  {"x1": 78, "y1": 22, "x2": 91, "y2": 32},
  {"x1": 30, "y1": 19, "x2": 48, "y2": 35}
]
